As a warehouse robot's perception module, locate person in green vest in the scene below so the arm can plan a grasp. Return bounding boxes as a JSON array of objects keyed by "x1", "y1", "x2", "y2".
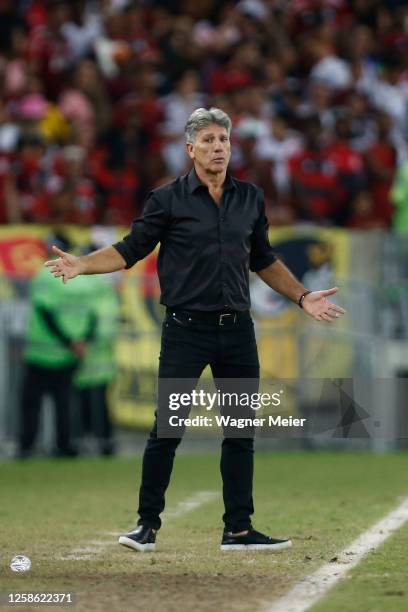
[
  {"x1": 391, "y1": 161, "x2": 408, "y2": 232},
  {"x1": 73, "y1": 260, "x2": 120, "y2": 456},
  {"x1": 18, "y1": 234, "x2": 96, "y2": 459}
]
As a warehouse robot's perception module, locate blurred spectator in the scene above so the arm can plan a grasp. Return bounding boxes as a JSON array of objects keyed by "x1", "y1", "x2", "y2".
[
  {"x1": 0, "y1": 152, "x2": 18, "y2": 223},
  {"x1": 68, "y1": 59, "x2": 112, "y2": 133},
  {"x1": 60, "y1": 1, "x2": 104, "y2": 62},
  {"x1": 74, "y1": 258, "x2": 120, "y2": 456},
  {"x1": 364, "y1": 111, "x2": 397, "y2": 227},
  {"x1": 231, "y1": 117, "x2": 277, "y2": 218},
  {"x1": 58, "y1": 88, "x2": 95, "y2": 131},
  {"x1": 326, "y1": 113, "x2": 365, "y2": 225},
  {"x1": 297, "y1": 80, "x2": 337, "y2": 131},
  {"x1": 209, "y1": 40, "x2": 259, "y2": 95},
  {"x1": 391, "y1": 160, "x2": 408, "y2": 232},
  {"x1": 348, "y1": 189, "x2": 378, "y2": 228},
  {"x1": 289, "y1": 115, "x2": 343, "y2": 224},
  {"x1": 0, "y1": 0, "x2": 25, "y2": 56},
  {"x1": 158, "y1": 15, "x2": 199, "y2": 82},
  {"x1": 46, "y1": 144, "x2": 97, "y2": 225},
  {"x1": 345, "y1": 91, "x2": 377, "y2": 152},
  {"x1": 3, "y1": 23, "x2": 31, "y2": 101},
  {"x1": 0, "y1": 0, "x2": 406, "y2": 228},
  {"x1": 254, "y1": 113, "x2": 302, "y2": 206},
  {"x1": 26, "y1": 1, "x2": 75, "y2": 100},
  {"x1": 0, "y1": 100, "x2": 20, "y2": 223},
  {"x1": 308, "y1": 34, "x2": 352, "y2": 91},
  {"x1": 18, "y1": 234, "x2": 96, "y2": 459},
  {"x1": 160, "y1": 69, "x2": 206, "y2": 175},
  {"x1": 93, "y1": 146, "x2": 140, "y2": 225},
  {"x1": 368, "y1": 55, "x2": 408, "y2": 137},
  {"x1": 8, "y1": 132, "x2": 51, "y2": 223},
  {"x1": 0, "y1": 99, "x2": 20, "y2": 153}
]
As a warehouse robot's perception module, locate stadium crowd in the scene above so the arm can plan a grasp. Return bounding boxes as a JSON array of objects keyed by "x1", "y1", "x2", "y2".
[{"x1": 0, "y1": 0, "x2": 407, "y2": 228}]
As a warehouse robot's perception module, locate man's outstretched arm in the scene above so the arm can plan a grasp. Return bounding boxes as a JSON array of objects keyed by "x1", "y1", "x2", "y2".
[
  {"x1": 257, "y1": 259, "x2": 346, "y2": 322},
  {"x1": 44, "y1": 245, "x2": 126, "y2": 284}
]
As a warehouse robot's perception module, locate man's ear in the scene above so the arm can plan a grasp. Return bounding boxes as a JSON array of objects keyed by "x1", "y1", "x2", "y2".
[{"x1": 186, "y1": 143, "x2": 194, "y2": 160}]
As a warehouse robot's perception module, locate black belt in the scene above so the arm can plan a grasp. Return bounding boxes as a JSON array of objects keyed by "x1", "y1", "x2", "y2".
[{"x1": 166, "y1": 308, "x2": 249, "y2": 326}]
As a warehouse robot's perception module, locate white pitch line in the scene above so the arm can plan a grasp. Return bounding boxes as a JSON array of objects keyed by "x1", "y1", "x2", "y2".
[
  {"x1": 103, "y1": 490, "x2": 219, "y2": 535},
  {"x1": 262, "y1": 497, "x2": 408, "y2": 612},
  {"x1": 161, "y1": 490, "x2": 219, "y2": 522},
  {"x1": 57, "y1": 490, "x2": 218, "y2": 560}
]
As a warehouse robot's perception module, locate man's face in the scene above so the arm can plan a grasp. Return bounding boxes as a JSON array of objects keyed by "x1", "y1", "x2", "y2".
[{"x1": 186, "y1": 124, "x2": 231, "y2": 175}]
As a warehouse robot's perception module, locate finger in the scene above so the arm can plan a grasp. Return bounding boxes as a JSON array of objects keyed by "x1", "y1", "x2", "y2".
[
  {"x1": 327, "y1": 303, "x2": 346, "y2": 314},
  {"x1": 52, "y1": 245, "x2": 66, "y2": 257},
  {"x1": 321, "y1": 287, "x2": 338, "y2": 297},
  {"x1": 44, "y1": 259, "x2": 61, "y2": 267},
  {"x1": 48, "y1": 263, "x2": 60, "y2": 271},
  {"x1": 321, "y1": 312, "x2": 336, "y2": 322}
]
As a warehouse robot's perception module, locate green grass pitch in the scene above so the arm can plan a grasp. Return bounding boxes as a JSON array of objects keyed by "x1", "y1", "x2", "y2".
[{"x1": 0, "y1": 451, "x2": 407, "y2": 611}]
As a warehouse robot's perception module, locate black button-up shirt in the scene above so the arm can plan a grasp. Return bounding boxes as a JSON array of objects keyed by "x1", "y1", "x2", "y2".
[{"x1": 113, "y1": 168, "x2": 276, "y2": 311}]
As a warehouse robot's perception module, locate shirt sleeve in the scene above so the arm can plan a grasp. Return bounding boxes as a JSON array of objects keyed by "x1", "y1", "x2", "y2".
[
  {"x1": 112, "y1": 194, "x2": 169, "y2": 269},
  {"x1": 249, "y1": 189, "x2": 277, "y2": 272}
]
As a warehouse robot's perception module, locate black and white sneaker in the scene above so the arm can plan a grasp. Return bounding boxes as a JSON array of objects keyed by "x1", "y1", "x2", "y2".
[
  {"x1": 118, "y1": 525, "x2": 156, "y2": 552},
  {"x1": 220, "y1": 528, "x2": 292, "y2": 551}
]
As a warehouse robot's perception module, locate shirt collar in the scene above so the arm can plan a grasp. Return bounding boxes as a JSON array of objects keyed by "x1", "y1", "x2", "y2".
[{"x1": 187, "y1": 167, "x2": 236, "y2": 194}]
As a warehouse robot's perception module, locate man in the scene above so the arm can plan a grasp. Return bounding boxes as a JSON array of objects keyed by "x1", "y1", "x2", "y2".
[
  {"x1": 73, "y1": 262, "x2": 120, "y2": 456},
  {"x1": 45, "y1": 108, "x2": 345, "y2": 551},
  {"x1": 20, "y1": 234, "x2": 95, "y2": 458}
]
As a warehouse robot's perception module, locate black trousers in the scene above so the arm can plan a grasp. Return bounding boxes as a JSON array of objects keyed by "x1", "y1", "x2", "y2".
[
  {"x1": 77, "y1": 384, "x2": 115, "y2": 453},
  {"x1": 19, "y1": 363, "x2": 75, "y2": 454},
  {"x1": 137, "y1": 310, "x2": 259, "y2": 532}
]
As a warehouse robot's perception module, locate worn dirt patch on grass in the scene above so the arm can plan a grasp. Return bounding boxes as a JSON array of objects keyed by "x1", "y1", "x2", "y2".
[{"x1": 63, "y1": 570, "x2": 289, "y2": 612}]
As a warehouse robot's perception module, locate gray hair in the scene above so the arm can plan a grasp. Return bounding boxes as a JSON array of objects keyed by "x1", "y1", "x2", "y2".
[{"x1": 184, "y1": 107, "x2": 232, "y2": 144}]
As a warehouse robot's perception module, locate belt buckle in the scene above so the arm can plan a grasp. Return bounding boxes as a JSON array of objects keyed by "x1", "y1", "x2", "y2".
[{"x1": 219, "y1": 313, "x2": 236, "y2": 326}]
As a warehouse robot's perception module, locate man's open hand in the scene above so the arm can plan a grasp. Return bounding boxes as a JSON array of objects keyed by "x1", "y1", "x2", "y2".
[
  {"x1": 44, "y1": 245, "x2": 84, "y2": 284},
  {"x1": 302, "y1": 287, "x2": 346, "y2": 322}
]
